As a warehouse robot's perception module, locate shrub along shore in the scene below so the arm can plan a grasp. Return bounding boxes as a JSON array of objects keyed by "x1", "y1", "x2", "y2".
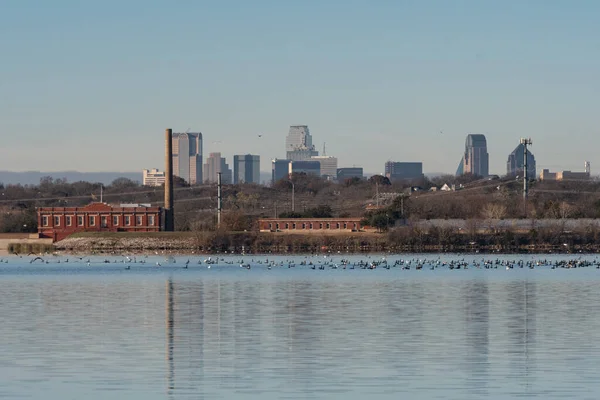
[{"x1": 49, "y1": 227, "x2": 600, "y2": 255}]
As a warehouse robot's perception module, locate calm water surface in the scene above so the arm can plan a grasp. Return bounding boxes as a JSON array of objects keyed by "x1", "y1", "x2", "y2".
[{"x1": 1, "y1": 254, "x2": 600, "y2": 399}]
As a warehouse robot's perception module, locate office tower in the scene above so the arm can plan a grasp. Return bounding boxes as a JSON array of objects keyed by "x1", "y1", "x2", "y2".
[
  {"x1": 337, "y1": 167, "x2": 363, "y2": 181},
  {"x1": 285, "y1": 125, "x2": 318, "y2": 161},
  {"x1": 203, "y1": 152, "x2": 232, "y2": 184},
  {"x1": 289, "y1": 160, "x2": 321, "y2": 176},
  {"x1": 384, "y1": 162, "x2": 424, "y2": 182},
  {"x1": 457, "y1": 134, "x2": 489, "y2": 177},
  {"x1": 507, "y1": 143, "x2": 536, "y2": 177},
  {"x1": 142, "y1": 168, "x2": 166, "y2": 187},
  {"x1": 310, "y1": 156, "x2": 338, "y2": 179},
  {"x1": 172, "y1": 132, "x2": 203, "y2": 185},
  {"x1": 233, "y1": 154, "x2": 260, "y2": 184},
  {"x1": 272, "y1": 159, "x2": 291, "y2": 184}
]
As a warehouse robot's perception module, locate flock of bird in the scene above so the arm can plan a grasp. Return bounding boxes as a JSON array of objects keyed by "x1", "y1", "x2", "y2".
[{"x1": 2, "y1": 254, "x2": 600, "y2": 271}]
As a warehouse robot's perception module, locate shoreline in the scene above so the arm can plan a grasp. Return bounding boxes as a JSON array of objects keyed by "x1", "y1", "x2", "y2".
[{"x1": 46, "y1": 231, "x2": 600, "y2": 256}]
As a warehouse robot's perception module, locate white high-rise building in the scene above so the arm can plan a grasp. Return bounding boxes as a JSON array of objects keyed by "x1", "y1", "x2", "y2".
[
  {"x1": 310, "y1": 156, "x2": 338, "y2": 179},
  {"x1": 203, "y1": 152, "x2": 232, "y2": 184},
  {"x1": 285, "y1": 125, "x2": 318, "y2": 161},
  {"x1": 142, "y1": 168, "x2": 166, "y2": 187},
  {"x1": 172, "y1": 132, "x2": 203, "y2": 185}
]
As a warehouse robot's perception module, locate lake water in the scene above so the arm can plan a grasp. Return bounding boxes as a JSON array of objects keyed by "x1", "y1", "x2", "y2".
[{"x1": 1, "y1": 253, "x2": 600, "y2": 399}]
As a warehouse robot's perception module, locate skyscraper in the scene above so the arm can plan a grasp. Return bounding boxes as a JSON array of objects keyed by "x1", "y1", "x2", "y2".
[
  {"x1": 310, "y1": 156, "x2": 338, "y2": 179},
  {"x1": 285, "y1": 125, "x2": 318, "y2": 161},
  {"x1": 507, "y1": 143, "x2": 536, "y2": 178},
  {"x1": 172, "y1": 132, "x2": 202, "y2": 185},
  {"x1": 233, "y1": 154, "x2": 260, "y2": 184},
  {"x1": 457, "y1": 134, "x2": 489, "y2": 177},
  {"x1": 203, "y1": 152, "x2": 232, "y2": 184}
]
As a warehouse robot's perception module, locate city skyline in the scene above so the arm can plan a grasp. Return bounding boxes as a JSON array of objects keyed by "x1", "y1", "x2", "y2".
[{"x1": 2, "y1": 1, "x2": 599, "y2": 175}]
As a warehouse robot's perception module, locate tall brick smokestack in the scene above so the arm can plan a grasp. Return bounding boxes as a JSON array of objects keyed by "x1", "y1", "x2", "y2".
[{"x1": 164, "y1": 128, "x2": 174, "y2": 231}]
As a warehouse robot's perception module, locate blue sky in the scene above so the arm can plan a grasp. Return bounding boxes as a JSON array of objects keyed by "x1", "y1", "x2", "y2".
[{"x1": 1, "y1": 0, "x2": 599, "y2": 175}]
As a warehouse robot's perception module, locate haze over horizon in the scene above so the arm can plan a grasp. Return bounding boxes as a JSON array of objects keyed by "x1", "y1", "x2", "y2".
[{"x1": 2, "y1": 1, "x2": 598, "y2": 176}]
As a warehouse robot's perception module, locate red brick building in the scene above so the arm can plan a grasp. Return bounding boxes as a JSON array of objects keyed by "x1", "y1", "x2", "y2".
[
  {"x1": 37, "y1": 203, "x2": 162, "y2": 242},
  {"x1": 258, "y1": 218, "x2": 363, "y2": 233}
]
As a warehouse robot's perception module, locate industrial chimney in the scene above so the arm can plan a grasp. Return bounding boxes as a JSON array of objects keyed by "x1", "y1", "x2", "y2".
[{"x1": 164, "y1": 128, "x2": 174, "y2": 231}]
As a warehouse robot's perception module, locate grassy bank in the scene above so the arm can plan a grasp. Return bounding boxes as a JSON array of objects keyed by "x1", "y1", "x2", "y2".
[{"x1": 54, "y1": 228, "x2": 600, "y2": 254}]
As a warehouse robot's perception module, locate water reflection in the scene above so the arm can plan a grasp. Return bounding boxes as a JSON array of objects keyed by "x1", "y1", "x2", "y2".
[{"x1": 1, "y1": 266, "x2": 600, "y2": 399}]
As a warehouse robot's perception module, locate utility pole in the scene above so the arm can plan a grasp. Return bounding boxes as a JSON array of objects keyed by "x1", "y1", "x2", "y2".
[
  {"x1": 521, "y1": 138, "x2": 532, "y2": 214},
  {"x1": 217, "y1": 172, "x2": 222, "y2": 228}
]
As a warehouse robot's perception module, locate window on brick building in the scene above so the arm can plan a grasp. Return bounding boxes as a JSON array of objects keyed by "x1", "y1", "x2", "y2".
[
  {"x1": 77, "y1": 216, "x2": 84, "y2": 226},
  {"x1": 66, "y1": 216, "x2": 72, "y2": 226},
  {"x1": 101, "y1": 216, "x2": 108, "y2": 228},
  {"x1": 125, "y1": 216, "x2": 131, "y2": 226},
  {"x1": 148, "y1": 215, "x2": 154, "y2": 226},
  {"x1": 42, "y1": 216, "x2": 48, "y2": 226},
  {"x1": 113, "y1": 216, "x2": 119, "y2": 226},
  {"x1": 89, "y1": 216, "x2": 95, "y2": 226},
  {"x1": 136, "y1": 216, "x2": 143, "y2": 226},
  {"x1": 54, "y1": 216, "x2": 60, "y2": 226}
]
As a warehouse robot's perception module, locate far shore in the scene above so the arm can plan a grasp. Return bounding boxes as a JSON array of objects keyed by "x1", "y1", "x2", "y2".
[{"x1": 41, "y1": 229, "x2": 600, "y2": 256}]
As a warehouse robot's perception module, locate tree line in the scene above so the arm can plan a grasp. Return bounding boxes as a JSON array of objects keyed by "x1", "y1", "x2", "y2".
[{"x1": 2, "y1": 172, "x2": 600, "y2": 234}]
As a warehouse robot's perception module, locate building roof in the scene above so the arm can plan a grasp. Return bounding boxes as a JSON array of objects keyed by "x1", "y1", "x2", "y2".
[{"x1": 466, "y1": 134, "x2": 487, "y2": 147}]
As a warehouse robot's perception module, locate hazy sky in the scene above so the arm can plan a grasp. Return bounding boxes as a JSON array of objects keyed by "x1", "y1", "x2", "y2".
[{"x1": 1, "y1": 0, "x2": 599, "y2": 175}]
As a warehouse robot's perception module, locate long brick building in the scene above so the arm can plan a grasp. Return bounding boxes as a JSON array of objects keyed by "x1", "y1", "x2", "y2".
[
  {"x1": 258, "y1": 218, "x2": 363, "y2": 233},
  {"x1": 37, "y1": 203, "x2": 162, "y2": 242}
]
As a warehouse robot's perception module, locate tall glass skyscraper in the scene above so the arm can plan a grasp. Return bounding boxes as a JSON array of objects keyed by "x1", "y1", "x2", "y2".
[
  {"x1": 285, "y1": 125, "x2": 318, "y2": 161},
  {"x1": 233, "y1": 154, "x2": 260, "y2": 184},
  {"x1": 457, "y1": 134, "x2": 489, "y2": 177},
  {"x1": 172, "y1": 132, "x2": 202, "y2": 185}
]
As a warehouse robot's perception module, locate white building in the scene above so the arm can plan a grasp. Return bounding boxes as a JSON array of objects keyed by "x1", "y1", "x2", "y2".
[
  {"x1": 172, "y1": 132, "x2": 202, "y2": 185},
  {"x1": 142, "y1": 169, "x2": 166, "y2": 187},
  {"x1": 311, "y1": 156, "x2": 338, "y2": 179},
  {"x1": 203, "y1": 152, "x2": 232, "y2": 184},
  {"x1": 285, "y1": 125, "x2": 318, "y2": 161}
]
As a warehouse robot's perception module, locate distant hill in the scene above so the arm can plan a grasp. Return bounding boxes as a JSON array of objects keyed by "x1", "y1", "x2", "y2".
[{"x1": 0, "y1": 171, "x2": 141, "y2": 186}]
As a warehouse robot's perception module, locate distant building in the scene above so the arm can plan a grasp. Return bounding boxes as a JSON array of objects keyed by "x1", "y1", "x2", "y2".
[
  {"x1": 337, "y1": 167, "x2": 364, "y2": 182},
  {"x1": 203, "y1": 152, "x2": 232, "y2": 184},
  {"x1": 272, "y1": 159, "x2": 291, "y2": 184},
  {"x1": 289, "y1": 160, "x2": 321, "y2": 176},
  {"x1": 384, "y1": 162, "x2": 423, "y2": 182},
  {"x1": 142, "y1": 168, "x2": 166, "y2": 187},
  {"x1": 258, "y1": 218, "x2": 363, "y2": 232},
  {"x1": 172, "y1": 132, "x2": 202, "y2": 185},
  {"x1": 286, "y1": 125, "x2": 318, "y2": 161},
  {"x1": 540, "y1": 169, "x2": 590, "y2": 181},
  {"x1": 457, "y1": 134, "x2": 489, "y2": 177},
  {"x1": 37, "y1": 203, "x2": 162, "y2": 242},
  {"x1": 233, "y1": 154, "x2": 260, "y2": 184},
  {"x1": 310, "y1": 156, "x2": 338, "y2": 179},
  {"x1": 507, "y1": 143, "x2": 536, "y2": 177}
]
